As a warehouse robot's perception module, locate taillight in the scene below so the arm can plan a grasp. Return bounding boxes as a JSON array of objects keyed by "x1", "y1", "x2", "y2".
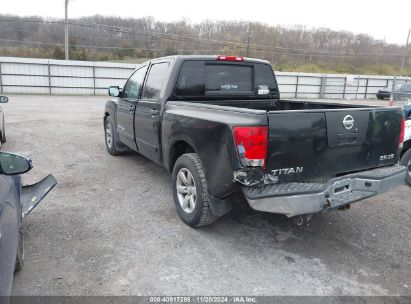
[
  {"x1": 217, "y1": 55, "x2": 244, "y2": 62},
  {"x1": 399, "y1": 117, "x2": 405, "y2": 149},
  {"x1": 233, "y1": 126, "x2": 268, "y2": 168}
]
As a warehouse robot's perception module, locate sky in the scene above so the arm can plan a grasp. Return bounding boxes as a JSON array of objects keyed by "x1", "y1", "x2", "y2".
[{"x1": 1, "y1": 0, "x2": 410, "y2": 45}]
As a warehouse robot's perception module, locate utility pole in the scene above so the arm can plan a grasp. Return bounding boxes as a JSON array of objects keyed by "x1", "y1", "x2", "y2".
[
  {"x1": 246, "y1": 22, "x2": 251, "y2": 57},
  {"x1": 399, "y1": 29, "x2": 411, "y2": 75},
  {"x1": 65, "y1": 0, "x2": 69, "y2": 60}
]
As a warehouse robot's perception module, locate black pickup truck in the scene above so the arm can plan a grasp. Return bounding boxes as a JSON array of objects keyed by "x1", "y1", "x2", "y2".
[{"x1": 104, "y1": 55, "x2": 406, "y2": 227}]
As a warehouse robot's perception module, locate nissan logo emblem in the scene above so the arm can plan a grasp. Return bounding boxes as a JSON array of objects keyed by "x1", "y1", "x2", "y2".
[{"x1": 342, "y1": 115, "x2": 354, "y2": 130}]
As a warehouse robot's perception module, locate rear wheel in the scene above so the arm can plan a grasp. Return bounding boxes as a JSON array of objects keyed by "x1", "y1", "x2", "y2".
[
  {"x1": 400, "y1": 149, "x2": 411, "y2": 186},
  {"x1": 172, "y1": 153, "x2": 217, "y2": 227}
]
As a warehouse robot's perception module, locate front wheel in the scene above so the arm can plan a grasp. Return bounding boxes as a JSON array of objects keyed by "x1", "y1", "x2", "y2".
[
  {"x1": 1, "y1": 119, "x2": 6, "y2": 144},
  {"x1": 400, "y1": 149, "x2": 411, "y2": 186},
  {"x1": 104, "y1": 116, "x2": 125, "y2": 155},
  {"x1": 172, "y1": 153, "x2": 217, "y2": 227}
]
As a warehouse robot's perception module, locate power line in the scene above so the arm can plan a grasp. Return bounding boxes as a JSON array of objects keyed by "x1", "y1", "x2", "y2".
[
  {"x1": 0, "y1": 38, "x2": 152, "y2": 50},
  {"x1": 0, "y1": 38, "x2": 219, "y2": 52},
  {"x1": 65, "y1": 0, "x2": 69, "y2": 60},
  {"x1": 0, "y1": 18, "x2": 405, "y2": 58},
  {"x1": 38, "y1": 19, "x2": 407, "y2": 56},
  {"x1": 246, "y1": 22, "x2": 251, "y2": 57},
  {"x1": 1, "y1": 38, "x2": 407, "y2": 59},
  {"x1": 400, "y1": 29, "x2": 411, "y2": 74}
]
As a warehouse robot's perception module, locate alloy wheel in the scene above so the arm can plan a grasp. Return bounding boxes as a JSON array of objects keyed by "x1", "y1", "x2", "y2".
[{"x1": 176, "y1": 168, "x2": 197, "y2": 213}]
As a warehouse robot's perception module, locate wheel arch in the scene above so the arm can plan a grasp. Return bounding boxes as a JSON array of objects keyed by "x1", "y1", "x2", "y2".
[
  {"x1": 401, "y1": 140, "x2": 411, "y2": 159},
  {"x1": 104, "y1": 100, "x2": 118, "y2": 126},
  {"x1": 168, "y1": 140, "x2": 196, "y2": 172}
]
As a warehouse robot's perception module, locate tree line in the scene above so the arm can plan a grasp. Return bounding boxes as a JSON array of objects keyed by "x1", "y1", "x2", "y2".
[{"x1": 0, "y1": 14, "x2": 410, "y2": 75}]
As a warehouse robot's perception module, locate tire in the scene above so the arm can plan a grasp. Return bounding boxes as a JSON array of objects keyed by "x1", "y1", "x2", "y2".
[
  {"x1": 14, "y1": 206, "x2": 24, "y2": 272},
  {"x1": 400, "y1": 149, "x2": 411, "y2": 186},
  {"x1": 104, "y1": 116, "x2": 124, "y2": 155},
  {"x1": 172, "y1": 153, "x2": 217, "y2": 227},
  {"x1": 1, "y1": 120, "x2": 6, "y2": 144}
]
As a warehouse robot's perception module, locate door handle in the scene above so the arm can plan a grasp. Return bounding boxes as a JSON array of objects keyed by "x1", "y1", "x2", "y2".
[{"x1": 150, "y1": 109, "x2": 159, "y2": 115}]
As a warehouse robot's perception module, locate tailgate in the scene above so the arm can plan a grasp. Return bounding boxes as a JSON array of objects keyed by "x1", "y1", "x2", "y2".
[{"x1": 266, "y1": 108, "x2": 403, "y2": 183}]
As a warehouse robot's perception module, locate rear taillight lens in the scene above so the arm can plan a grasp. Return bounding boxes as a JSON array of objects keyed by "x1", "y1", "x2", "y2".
[
  {"x1": 233, "y1": 126, "x2": 268, "y2": 168},
  {"x1": 217, "y1": 55, "x2": 244, "y2": 62},
  {"x1": 399, "y1": 117, "x2": 405, "y2": 149}
]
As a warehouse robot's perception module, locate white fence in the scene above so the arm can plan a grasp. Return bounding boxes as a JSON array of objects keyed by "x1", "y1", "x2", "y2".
[
  {"x1": 0, "y1": 56, "x2": 410, "y2": 99},
  {"x1": 276, "y1": 72, "x2": 410, "y2": 99},
  {"x1": 0, "y1": 57, "x2": 134, "y2": 95}
]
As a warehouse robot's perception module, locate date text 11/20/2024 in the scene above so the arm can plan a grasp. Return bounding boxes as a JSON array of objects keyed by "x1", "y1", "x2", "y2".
[{"x1": 149, "y1": 296, "x2": 257, "y2": 303}]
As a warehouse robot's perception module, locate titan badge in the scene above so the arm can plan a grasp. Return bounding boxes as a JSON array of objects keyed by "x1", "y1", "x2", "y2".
[{"x1": 270, "y1": 167, "x2": 304, "y2": 176}]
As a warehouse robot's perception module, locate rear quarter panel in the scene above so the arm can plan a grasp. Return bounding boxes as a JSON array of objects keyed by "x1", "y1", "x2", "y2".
[{"x1": 162, "y1": 102, "x2": 267, "y2": 197}]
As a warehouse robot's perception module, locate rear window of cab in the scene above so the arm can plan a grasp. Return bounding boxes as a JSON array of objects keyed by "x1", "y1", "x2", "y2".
[{"x1": 174, "y1": 60, "x2": 277, "y2": 99}]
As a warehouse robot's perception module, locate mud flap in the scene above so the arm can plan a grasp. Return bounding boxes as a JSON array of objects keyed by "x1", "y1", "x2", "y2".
[{"x1": 21, "y1": 174, "x2": 57, "y2": 218}]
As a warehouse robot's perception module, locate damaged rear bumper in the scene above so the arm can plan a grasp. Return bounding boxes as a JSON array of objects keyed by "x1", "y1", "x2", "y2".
[
  {"x1": 21, "y1": 174, "x2": 57, "y2": 218},
  {"x1": 241, "y1": 165, "x2": 406, "y2": 217}
]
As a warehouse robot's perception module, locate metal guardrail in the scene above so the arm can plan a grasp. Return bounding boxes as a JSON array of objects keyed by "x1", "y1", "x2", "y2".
[{"x1": 0, "y1": 57, "x2": 410, "y2": 98}]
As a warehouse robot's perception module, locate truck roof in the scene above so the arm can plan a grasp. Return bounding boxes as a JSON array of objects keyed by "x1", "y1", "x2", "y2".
[{"x1": 150, "y1": 55, "x2": 271, "y2": 65}]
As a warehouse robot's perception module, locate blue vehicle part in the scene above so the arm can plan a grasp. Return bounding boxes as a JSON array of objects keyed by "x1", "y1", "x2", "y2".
[{"x1": 403, "y1": 102, "x2": 411, "y2": 119}]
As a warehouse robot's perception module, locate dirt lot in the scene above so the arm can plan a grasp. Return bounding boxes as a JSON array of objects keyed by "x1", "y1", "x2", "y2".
[{"x1": 3, "y1": 95, "x2": 410, "y2": 296}]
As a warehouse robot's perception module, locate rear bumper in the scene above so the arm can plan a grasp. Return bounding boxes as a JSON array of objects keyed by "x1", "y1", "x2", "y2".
[{"x1": 242, "y1": 165, "x2": 406, "y2": 217}]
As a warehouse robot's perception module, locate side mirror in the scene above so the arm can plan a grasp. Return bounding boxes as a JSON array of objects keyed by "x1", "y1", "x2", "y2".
[
  {"x1": 108, "y1": 86, "x2": 120, "y2": 97},
  {"x1": 0, "y1": 152, "x2": 32, "y2": 175},
  {"x1": 0, "y1": 96, "x2": 9, "y2": 103}
]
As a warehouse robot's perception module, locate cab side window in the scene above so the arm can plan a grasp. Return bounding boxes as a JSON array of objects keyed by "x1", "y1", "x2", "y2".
[
  {"x1": 142, "y1": 62, "x2": 170, "y2": 101},
  {"x1": 123, "y1": 65, "x2": 148, "y2": 98}
]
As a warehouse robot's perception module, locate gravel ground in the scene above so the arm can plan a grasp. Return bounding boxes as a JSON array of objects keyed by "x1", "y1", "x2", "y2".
[{"x1": 2, "y1": 95, "x2": 410, "y2": 296}]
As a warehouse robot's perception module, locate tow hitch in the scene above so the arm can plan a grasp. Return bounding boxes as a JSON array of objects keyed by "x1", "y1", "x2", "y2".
[{"x1": 293, "y1": 214, "x2": 313, "y2": 226}]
